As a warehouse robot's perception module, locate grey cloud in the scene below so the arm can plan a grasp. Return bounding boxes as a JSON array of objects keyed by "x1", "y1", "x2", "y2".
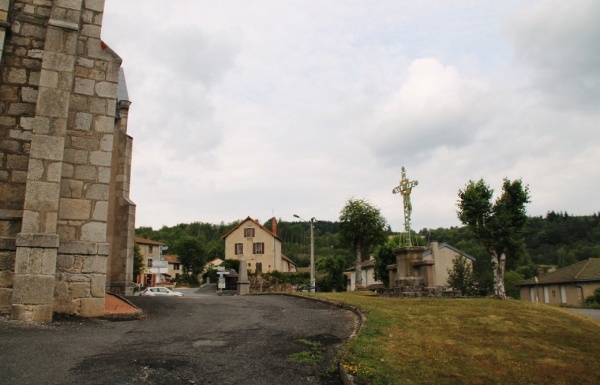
[
  {"x1": 507, "y1": 0, "x2": 600, "y2": 110},
  {"x1": 365, "y1": 59, "x2": 492, "y2": 165}
]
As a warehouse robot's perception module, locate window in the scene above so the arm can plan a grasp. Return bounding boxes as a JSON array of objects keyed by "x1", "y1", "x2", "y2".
[
  {"x1": 560, "y1": 285, "x2": 567, "y2": 303},
  {"x1": 244, "y1": 228, "x2": 255, "y2": 237},
  {"x1": 253, "y1": 242, "x2": 265, "y2": 254},
  {"x1": 235, "y1": 243, "x2": 243, "y2": 255},
  {"x1": 148, "y1": 245, "x2": 153, "y2": 254},
  {"x1": 173, "y1": 263, "x2": 180, "y2": 271},
  {"x1": 256, "y1": 262, "x2": 263, "y2": 273},
  {"x1": 148, "y1": 258, "x2": 153, "y2": 267}
]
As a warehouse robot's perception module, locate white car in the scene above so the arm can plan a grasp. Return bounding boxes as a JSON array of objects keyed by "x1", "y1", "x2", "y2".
[{"x1": 140, "y1": 287, "x2": 184, "y2": 297}]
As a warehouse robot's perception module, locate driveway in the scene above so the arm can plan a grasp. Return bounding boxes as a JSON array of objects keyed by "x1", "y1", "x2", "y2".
[{"x1": 0, "y1": 294, "x2": 357, "y2": 385}]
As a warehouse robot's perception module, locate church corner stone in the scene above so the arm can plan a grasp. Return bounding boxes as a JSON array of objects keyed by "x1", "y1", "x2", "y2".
[{"x1": 0, "y1": 1, "x2": 136, "y2": 322}]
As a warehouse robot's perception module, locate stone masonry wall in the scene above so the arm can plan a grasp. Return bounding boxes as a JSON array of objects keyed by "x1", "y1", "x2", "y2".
[{"x1": 0, "y1": 0, "x2": 133, "y2": 322}]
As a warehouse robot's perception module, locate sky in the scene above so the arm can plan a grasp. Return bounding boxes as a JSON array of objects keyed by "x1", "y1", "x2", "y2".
[{"x1": 101, "y1": 0, "x2": 600, "y2": 232}]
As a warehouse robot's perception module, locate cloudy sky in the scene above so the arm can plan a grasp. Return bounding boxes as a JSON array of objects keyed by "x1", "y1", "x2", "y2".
[{"x1": 101, "y1": 1, "x2": 600, "y2": 232}]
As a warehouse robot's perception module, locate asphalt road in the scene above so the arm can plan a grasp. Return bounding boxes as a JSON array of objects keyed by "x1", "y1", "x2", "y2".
[{"x1": 0, "y1": 293, "x2": 357, "y2": 385}]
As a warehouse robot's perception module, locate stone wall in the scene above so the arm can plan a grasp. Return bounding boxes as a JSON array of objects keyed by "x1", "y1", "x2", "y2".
[{"x1": 0, "y1": 0, "x2": 135, "y2": 322}]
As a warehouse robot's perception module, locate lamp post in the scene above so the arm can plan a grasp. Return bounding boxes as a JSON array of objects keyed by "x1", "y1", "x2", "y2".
[{"x1": 294, "y1": 214, "x2": 315, "y2": 292}]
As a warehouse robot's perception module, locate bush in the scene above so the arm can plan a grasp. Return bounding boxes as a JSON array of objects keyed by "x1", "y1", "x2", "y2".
[{"x1": 584, "y1": 287, "x2": 600, "y2": 308}]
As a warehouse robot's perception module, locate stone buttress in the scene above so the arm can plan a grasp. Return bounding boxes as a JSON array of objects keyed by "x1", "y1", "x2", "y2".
[{"x1": 0, "y1": 0, "x2": 135, "y2": 322}]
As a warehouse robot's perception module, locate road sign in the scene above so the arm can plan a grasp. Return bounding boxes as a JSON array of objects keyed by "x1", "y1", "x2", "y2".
[{"x1": 153, "y1": 260, "x2": 168, "y2": 268}]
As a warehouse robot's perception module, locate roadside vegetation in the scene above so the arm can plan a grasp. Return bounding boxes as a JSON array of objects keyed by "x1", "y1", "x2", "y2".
[{"x1": 312, "y1": 291, "x2": 600, "y2": 385}]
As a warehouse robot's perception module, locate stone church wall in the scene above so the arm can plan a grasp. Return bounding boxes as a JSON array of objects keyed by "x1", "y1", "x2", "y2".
[{"x1": 0, "y1": 0, "x2": 135, "y2": 322}]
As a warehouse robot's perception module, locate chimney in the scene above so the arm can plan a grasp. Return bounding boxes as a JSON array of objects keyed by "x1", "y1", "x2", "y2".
[{"x1": 271, "y1": 217, "x2": 277, "y2": 235}]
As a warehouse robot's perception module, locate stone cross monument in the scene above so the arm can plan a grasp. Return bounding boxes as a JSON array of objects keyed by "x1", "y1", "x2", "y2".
[{"x1": 392, "y1": 167, "x2": 419, "y2": 247}]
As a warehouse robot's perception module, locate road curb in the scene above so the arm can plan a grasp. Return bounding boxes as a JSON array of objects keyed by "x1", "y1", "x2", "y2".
[{"x1": 269, "y1": 293, "x2": 366, "y2": 385}]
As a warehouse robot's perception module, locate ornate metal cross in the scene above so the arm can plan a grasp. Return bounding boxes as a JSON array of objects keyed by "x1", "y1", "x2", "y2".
[{"x1": 392, "y1": 166, "x2": 418, "y2": 246}]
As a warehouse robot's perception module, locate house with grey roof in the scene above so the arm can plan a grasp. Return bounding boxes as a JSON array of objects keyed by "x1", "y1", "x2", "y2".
[{"x1": 516, "y1": 258, "x2": 600, "y2": 307}]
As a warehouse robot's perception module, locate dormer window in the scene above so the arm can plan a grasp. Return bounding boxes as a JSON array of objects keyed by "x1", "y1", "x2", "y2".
[{"x1": 244, "y1": 228, "x2": 255, "y2": 238}]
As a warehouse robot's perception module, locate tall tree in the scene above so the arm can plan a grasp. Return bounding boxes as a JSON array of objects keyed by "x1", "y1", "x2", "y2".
[
  {"x1": 339, "y1": 198, "x2": 388, "y2": 289},
  {"x1": 457, "y1": 178, "x2": 530, "y2": 299},
  {"x1": 173, "y1": 236, "x2": 206, "y2": 283}
]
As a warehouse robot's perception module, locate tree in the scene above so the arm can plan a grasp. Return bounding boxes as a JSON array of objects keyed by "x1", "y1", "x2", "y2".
[
  {"x1": 133, "y1": 242, "x2": 144, "y2": 282},
  {"x1": 174, "y1": 236, "x2": 206, "y2": 284},
  {"x1": 339, "y1": 198, "x2": 388, "y2": 289},
  {"x1": 316, "y1": 254, "x2": 347, "y2": 292},
  {"x1": 457, "y1": 178, "x2": 530, "y2": 299},
  {"x1": 504, "y1": 270, "x2": 525, "y2": 299},
  {"x1": 373, "y1": 235, "x2": 401, "y2": 287},
  {"x1": 446, "y1": 255, "x2": 476, "y2": 295}
]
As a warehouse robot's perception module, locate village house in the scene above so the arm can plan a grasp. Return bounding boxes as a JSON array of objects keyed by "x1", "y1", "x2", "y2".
[
  {"x1": 0, "y1": 1, "x2": 135, "y2": 322},
  {"x1": 516, "y1": 258, "x2": 600, "y2": 307},
  {"x1": 165, "y1": 254, "x2": 182, "y2": 282},
  {"x1": 345, "y1": 256, "x2": 384, "y2": 291},
  {"x1": 346, "y1": 242, "x2": 475, "y2": 292},
  {"x1": 134, "y1": 237, "x2": 170, "y2": 287},
  {"x1": 221, "y1": 217, "x2": 296, "y2": 273}
]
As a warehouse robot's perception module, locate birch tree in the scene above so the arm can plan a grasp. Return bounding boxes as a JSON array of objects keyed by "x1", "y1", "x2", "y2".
[{"x1": 457, "y1": 179, "x2": 530, "y2": 299}]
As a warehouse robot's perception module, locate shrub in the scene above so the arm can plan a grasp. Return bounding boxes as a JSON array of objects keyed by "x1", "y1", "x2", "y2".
[{"x1": 584, "y1": 287, "x2": 600, "y2": 308}]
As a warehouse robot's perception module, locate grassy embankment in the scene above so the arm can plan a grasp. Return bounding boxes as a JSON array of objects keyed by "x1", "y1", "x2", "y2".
[{"x1": 311, "y1": 291, "x2": 600, "y2": 385}]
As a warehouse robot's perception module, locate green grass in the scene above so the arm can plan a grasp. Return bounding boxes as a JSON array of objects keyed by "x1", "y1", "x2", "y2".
[
  {"x1": 288, "y1": 338, "x2": 324, "y2": 365},
  {"x1": 307, "y1": 292, "x2": 600, "y2": 385}
]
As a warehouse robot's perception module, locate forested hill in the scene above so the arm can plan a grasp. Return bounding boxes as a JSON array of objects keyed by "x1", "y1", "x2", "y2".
[
  {"x1": 423, "y1": 211, "x2": 600, "y2": 269},
  {"x1": 136, "y1": 211, "x2": 600, "y2": 269}
]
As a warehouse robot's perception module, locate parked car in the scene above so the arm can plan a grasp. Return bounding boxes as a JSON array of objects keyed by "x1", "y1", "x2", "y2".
[{"x1": 140, "y1": 287, "x2": 184, "y2": 297}]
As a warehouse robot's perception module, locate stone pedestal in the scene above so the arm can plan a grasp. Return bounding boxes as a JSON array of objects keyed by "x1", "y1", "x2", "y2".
[
  {"x1": 414, "y1": 259, "x2": 435, "y2": 289},
  {"x1": 237, "y1": 260, "x2": 249, "y2": 295},
  {"x1": 393, "y1": 246, "x2": 428, "y2": 289}
]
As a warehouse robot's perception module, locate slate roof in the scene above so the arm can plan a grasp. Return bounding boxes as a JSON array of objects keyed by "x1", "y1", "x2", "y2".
[
  {"x1": 516, "y1": 258, "x2": 600, "y2": 286},
  {"x1": 421, "y1": 243, "x2": 476, "y2": 261},
  {"x1": 118, "y1": 67, "x2": 130, "y2": 102}
]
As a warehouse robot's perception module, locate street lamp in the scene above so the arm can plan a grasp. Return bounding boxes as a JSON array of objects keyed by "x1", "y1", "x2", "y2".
[{"x1": 294, "y1": 214, "x2": 315, "y2": 292}]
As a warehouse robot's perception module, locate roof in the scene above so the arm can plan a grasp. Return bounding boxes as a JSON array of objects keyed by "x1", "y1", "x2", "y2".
[
  {"x1": 281, "y1": 254, "x2": 297, "y2": 267},
  {"x1": 346, "y1": 243, "x2": 475, "y2": 272},
  {"x1": 517, "y1": 258, "x2": 600, "y2": 286},
  {"x1": 134, "y1": 236, "x2": 165, "y2": 246},
  {"x1": 422, "y1": 243, "x2": 476, "y2": 261},
  {"x1": 346, "y1": 258, "x2": 376, "y2": 271},
  {"x1": 164, "y1": 255, "x2": 179, "y2": 263},
  {"x1": 221, "y1": 216, "x2": 282, "y2": 242},
  {"x1": 118, "y1": 67, "x2": 130, "y2": 102}
]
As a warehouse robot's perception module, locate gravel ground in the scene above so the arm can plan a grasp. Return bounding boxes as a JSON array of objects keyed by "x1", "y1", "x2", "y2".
[{"x1": 0, "y1": 294, "x2": 358, "y2": 385}]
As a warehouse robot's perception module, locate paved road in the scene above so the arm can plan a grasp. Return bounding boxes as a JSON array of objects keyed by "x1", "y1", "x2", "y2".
[
  {"x1": 0, "y1": 294, "x2": 357, "y2": 385},
  {"x1": 565, "y1": 308, "x2": 600, "y2": 320}
]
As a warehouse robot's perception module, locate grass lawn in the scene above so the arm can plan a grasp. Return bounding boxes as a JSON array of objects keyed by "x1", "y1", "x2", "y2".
[{"x1": 311, "y1": 292, "x2": 600, "y2": 385}]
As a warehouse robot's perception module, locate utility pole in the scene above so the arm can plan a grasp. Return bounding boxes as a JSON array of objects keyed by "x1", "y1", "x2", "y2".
[{"x1": 294, "y1": 214, "x2": 316, "y2": 292}]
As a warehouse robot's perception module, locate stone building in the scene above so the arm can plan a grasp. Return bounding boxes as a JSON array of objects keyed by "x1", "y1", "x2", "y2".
[
  {"x1": 388, "y1": 242, "x2": 475, "y2": 291},
  {"x1": 0, "y1": 0, "x2": 135, "y2": 322}
]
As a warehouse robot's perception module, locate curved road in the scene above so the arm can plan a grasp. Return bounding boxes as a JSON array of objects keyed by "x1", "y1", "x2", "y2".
[{"x1": 0, "y1": 293, "x2": 357, "y2": 385}]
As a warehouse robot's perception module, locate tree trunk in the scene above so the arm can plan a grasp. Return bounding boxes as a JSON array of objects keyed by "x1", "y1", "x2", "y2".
[
  {"x1": 355, "y1": 242, "x2": 363, "y2": 290},
  {"x1": 491, "y1": 251, "x2": 507, "y2": 299}
]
